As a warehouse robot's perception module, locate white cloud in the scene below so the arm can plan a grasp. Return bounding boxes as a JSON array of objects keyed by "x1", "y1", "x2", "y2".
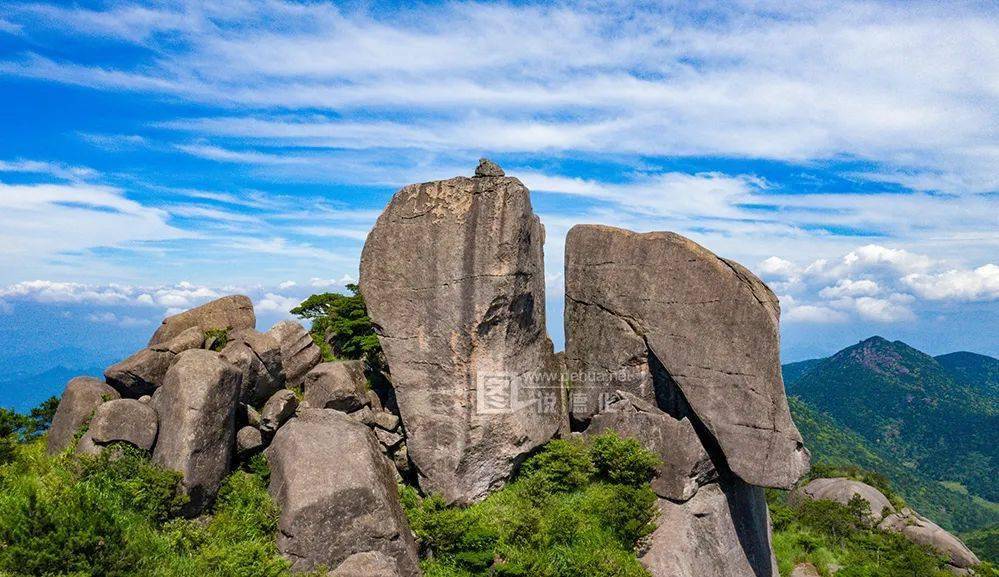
[
  {"x1": 3, "y1": 1, "x2": 996, "y2": 192},
  {"x1": 780, "y1": 294, "x2": 849, "y2": 324},
  {"x1": 819, "y1": 279, "x2": 881, "y2": 299},
  {"x1": 850, "y1": 295, "x2": 916, "y2": 323},
  {"x1": 0, "y1": 280, "x2": 134, "y2": 304},
  {"x1": 278, "y1": 280, "x2": 297, "y2": 290},
  {"x1": 759, "y1": 256, "x2": 797, "y2": 279},
  {"x1": 902, "y1": 264, "x2": 999, "y2": 301},
  {"x1": 256, "y1": 293, "x2": 300, "y2": 316}
]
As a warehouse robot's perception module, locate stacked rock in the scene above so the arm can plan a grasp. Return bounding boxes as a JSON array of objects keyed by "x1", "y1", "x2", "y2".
[{"x1": 46, "y1": 295, "x2": 419, "y2": 576}]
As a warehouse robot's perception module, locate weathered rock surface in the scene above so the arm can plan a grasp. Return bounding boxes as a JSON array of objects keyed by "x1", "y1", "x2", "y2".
[
  {"x1": 80, "y1": 399, "x2": 158, "y2": 453},
  {"x1": 359, "y1": 161, "x2": 563, "y2": 504},
  {"x1": 584, "y1": 391, "x2": 715, "y2": 501},
  {"x1": 260, "y1": 389, "x2": 299, "y2": 434},
  {"x1": 48, "y1": 377, "x2": 120, "y2": 454},
  {"x1": 639, "y1": 479, "x2": 779, "y2": 577},
  {"x1": 104, "y1": 327, "x2": 203, "y2": 397},
  {"x1": 790, "y1": 563, "x2": 820, "y2": 577},
  {"x1": 221, "y1": 329, "x2": 284, "y2": 405},
  {"x1": 303, "y1": 361, "x2": 369, "y2": 412},
  {"x1": 236, "y1": 425, "x2": 264, "y2": 460},
  {"x1": 795, "y1": 477, "x2": 895, "y2": 522},
  {"x1": 266, "y1": 409, "x2": 420, "y2": 576},
  {"x1": 879, "y1": 509, "x2": 980, "y2": 571},
  {"x1": 564, "y1": 224, "x2": 808, "y2": 489},
  {"x1": 331, "y1": 551, "x2": 402, "y2": 577},
  {"x1": 149, "y1": 295, "x2": 255, "y2": 346},
  {"x1": 266, "y1": 320, "x2": 323, "y2": 390},
  {"x1": 152, "y1": 349, "x2": 241, "y2": 515}
]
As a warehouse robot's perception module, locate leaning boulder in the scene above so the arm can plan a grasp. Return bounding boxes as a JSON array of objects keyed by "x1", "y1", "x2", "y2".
[
  {"x1": 48, "y1": 377, "x2": 120, "y2": 454},
  {"x1": 639, "y1": 478, "x2": 779, "y2": 577},
  {"x1": 152, "y1": 349, "x2": 241, "y2": 516},
  {"x1": 584, "y1": 391, "x2": 715, "y2": 501},
  {"x1": 266, "y1": 409, "x2": 420, "y2": 576},
  {"x1": 104, "y1": 326, "x2": 204, "y2": 397},
  {"x1": 564, "y1": 225, "x2": 808, "y2": 489},
  {"x1": 794, "y1": 477, "x2": 895, "y2": 522},
  {"x1": 266, "y1": 320, "x2": 323, "y2": 390},
  {"x1": 220, "y1": 329, "x2": 284, "y2": 405},
  {"x1": 359, "y1": 160, "x2": 564, "y2": 504},
  {"x1": 78, "y1": 398, "x2": 158, "y2": 454},
  {"x1": 879, "y1": 509, "x2": 980, "y2": 572},
  {"x1": 149, "y1": 295, "x2": 255, "y2": 346},
  {"x1": 303, "y1": 360, "x2": 369, "y2": 412}
]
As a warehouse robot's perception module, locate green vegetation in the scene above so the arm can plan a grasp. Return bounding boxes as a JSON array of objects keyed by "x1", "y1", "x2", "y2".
[
  {"x1": 0, "y1": 437, "x2": 297, "y2": 577},
  {"x1": 292, "y1": 284, "x2": 382, "y2": 368},
  {"x1": 789, "y1": 337, "x2": 998, "y2": 507},
  {"x1": 769, "y1": 490, "x2": 998, "y2": 577},
  {"x1": 0, "y1": 397, "x2": 57, "y2": 465},
  {"x1": 788, "y1": 395, "x2": 998, "y2": 533},
  {"x1": 400, "y1": 431, "x2": 659, "y2": 577},
  {"x1": 962, "y1": 525, "x2": 999, "y2": 565},
  {"x1": 204, "y1": 328, "x2": 231, "y2": 351}
]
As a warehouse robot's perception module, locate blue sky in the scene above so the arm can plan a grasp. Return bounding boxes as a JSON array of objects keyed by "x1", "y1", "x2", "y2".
[{"x1": 0, "y1": 1, "x2": 997, "y2": 407}]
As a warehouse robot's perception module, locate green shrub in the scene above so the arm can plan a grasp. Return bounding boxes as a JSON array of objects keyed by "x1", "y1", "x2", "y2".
[
  {"x1": 291, "y1": 284, "x2": 382, "y2": 367},
  {"x1": 0, "y1": 436, "x2": 292, "y2": 577},
  {"x1": 519, "y1": 438, "x2": 595, "y2": 493},
  {"x1": 204, "y1": 328, "x2": 231, "y2": 351},
  {"x1": 401, "y1": 432, "x2": 658, "y2": 577},
  {"x1": 590, "y1": 431, "x2": 660, "y2": 487}
]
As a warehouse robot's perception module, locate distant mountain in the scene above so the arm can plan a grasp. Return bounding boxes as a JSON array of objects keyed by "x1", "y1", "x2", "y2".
[
  {"x1": 781, "y1": 357, "x2": 823, "y2": 386},
  {"x1": 937, "y1": 351, "x2": 999, "y2": 398},
  {"x1": 0, "y1": 365, "x2": 106, "y2": 412},
  {"x1": 784, "y1": 336, "x2": 999, "y2": 533}
]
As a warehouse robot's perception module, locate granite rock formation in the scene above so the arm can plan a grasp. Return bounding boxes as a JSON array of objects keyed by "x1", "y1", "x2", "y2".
[
  {"x1": 564, "y1": 224, "x2": 808, "y2": 489},
  {"x1": 266, "y1": 409, "x2": 420, "y2": 575},
  {"x1": 359, "y1": 160, "x2": 563, "y2": 504}
]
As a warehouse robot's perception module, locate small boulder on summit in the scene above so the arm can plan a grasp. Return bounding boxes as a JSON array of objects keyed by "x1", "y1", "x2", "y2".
[
  {"x1": 303, "y1": 360, "x2": 369, "y2": 412},
  {"x1": 266, "y1": 320, "x2": 323, "y2": 391},
  {"x1": 474, "y1": 157, "x2": 505, "y2": 177},
  {"x1": 149, "y1": 295, "x2": 255, "y2": 346},
  {"x1": 104, "y1": 326, "x2": 204, "y2": 397},
  {"x1": 78, "y1": 398, "x2": 158, "y2": 455},
  {"x1": 48, "y1": 376, "x2": 120, "y2": 454},
  {"x1": 221, "y1": 329, "x2": 284, "y2": 405},
  {"x1": 153, "y1": 349, "x2": 241, "y2": 516},
  {"x1": 266, "y1": 409, "x2": 420, "y2": 576}
]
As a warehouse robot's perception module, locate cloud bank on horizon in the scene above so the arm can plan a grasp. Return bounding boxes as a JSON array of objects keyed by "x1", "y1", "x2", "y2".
[{"x1": 0, "y1": 0, "x2": 996, "y2": 359}]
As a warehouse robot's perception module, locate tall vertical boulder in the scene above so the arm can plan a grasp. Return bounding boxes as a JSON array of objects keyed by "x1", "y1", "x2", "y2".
[
  {"x1": 564, "y1": 224, "x2": 808, "y2": 489},
  {"x1": 359, "y1": 160, "x2": 563, "y2": 504},
  {"x1": 152, "y1": 349, "x2": 241, "y2": 516},
  {"x1": 639, "y1": 479, "x2": 779, "y2": 577},
  {"x1": 148, "y1": 295, "x2": 255, "y2": 346},
  {"x1": 48, "y1": 376, "x2": 120, "y2": 454},
  {"x1": 266, "y1": 409, "x2": 420, "y2": 576}
]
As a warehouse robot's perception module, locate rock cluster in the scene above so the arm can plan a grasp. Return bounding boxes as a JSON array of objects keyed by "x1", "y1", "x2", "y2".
[
  {"x1": 45, "y1": 161, "x2": 977, "y2": 576},
  {"x1": 46, "y1": 297, "x2": 419, "y2": 575},
  {"x1": 795, "y1": 478, "x2": 980, "y2": 574}
]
